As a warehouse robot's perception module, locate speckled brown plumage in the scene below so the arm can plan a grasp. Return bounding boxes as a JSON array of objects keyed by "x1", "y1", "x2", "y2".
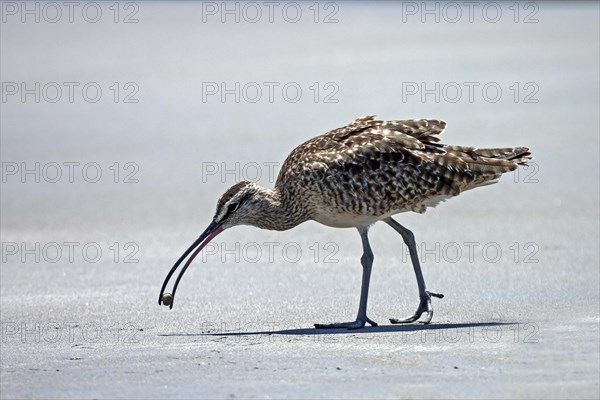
[
  {"x1": 160, "y1": 115, "x2": 533, "y2": 326},
  {"x1": 213, "y1": 115, "x2": 531, "y2": 230}
]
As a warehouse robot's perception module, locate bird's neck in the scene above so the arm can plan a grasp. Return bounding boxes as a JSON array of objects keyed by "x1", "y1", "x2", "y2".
[{"x1": 253, "y1": 186, "x2": 308, "y2": 231}]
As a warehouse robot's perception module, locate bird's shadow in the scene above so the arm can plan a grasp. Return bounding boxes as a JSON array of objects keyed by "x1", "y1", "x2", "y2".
[{"x1": 160, "y1": 322, "x2": 515, "y2": 337}]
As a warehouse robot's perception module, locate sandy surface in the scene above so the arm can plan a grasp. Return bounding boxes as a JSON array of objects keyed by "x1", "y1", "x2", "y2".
[{"x1": 1, "y1": 2, "x2": 599, "y2": 399}]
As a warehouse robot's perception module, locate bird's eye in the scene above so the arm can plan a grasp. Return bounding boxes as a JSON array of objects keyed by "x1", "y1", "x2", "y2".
[{"x1": 227, "y1": 203, "x2": 239, "y2": 213}]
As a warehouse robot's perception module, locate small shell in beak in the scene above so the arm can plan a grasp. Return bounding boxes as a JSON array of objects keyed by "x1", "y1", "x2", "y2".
[{"x1": 161, "y1": 293, "x2": 173, "y2": 306}]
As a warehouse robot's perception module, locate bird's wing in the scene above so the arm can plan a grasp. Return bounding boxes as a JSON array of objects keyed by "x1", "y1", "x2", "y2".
[
  {"x1": 278, "y1": 116, "x2": 530, "y2": 213},
  {"x1": 321, "y1": 115, "x2": 527, "y2": 178},
  {"x1": 326, "y1": 115, "x2": 446, "y2": 146}
]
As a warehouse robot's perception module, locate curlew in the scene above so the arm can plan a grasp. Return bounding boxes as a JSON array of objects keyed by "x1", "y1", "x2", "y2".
[{"x1": 159, "y1": 116, "x2": 532, "y2": 329}]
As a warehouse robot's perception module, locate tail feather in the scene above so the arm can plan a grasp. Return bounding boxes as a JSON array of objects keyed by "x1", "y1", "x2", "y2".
[
  {"x1": 439, "y1": 145, "x2": 533, "y2": 193},
  {"x1": 441, "y1": 145, "x2": 532, "y2": 177},
  {"x1": 475, "y1": 146, "x2": 532, "y2": 165}
]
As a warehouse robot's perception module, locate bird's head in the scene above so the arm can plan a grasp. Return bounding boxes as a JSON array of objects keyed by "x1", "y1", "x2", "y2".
[
  {"x1": 158, "y1": 180, "x2": 266, "y2": 308},
  {"x1": 212, "y1": 180, "x2": 266, "y2": 229}
]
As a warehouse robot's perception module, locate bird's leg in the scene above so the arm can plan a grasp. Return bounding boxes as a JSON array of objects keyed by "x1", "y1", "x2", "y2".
[
  {"x1": 314, "y1": 227, "x2": 378, "y2": 330},
  {"x1": 384, "y1": 217, "x2": 444, "y2": 324}
]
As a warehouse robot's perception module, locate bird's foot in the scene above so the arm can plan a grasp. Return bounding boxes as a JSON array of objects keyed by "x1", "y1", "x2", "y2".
[
  {"x1": 314, "y1": 316, "x2": 377, "y2": 330},
  {"x1": 390, "y1": 291, "x2": 444, "y2": 325}
]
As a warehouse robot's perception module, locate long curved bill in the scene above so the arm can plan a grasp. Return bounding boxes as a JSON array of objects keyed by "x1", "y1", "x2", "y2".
[{"x1": 158, "y1": 220, "x2": 224, "y2": 309}]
